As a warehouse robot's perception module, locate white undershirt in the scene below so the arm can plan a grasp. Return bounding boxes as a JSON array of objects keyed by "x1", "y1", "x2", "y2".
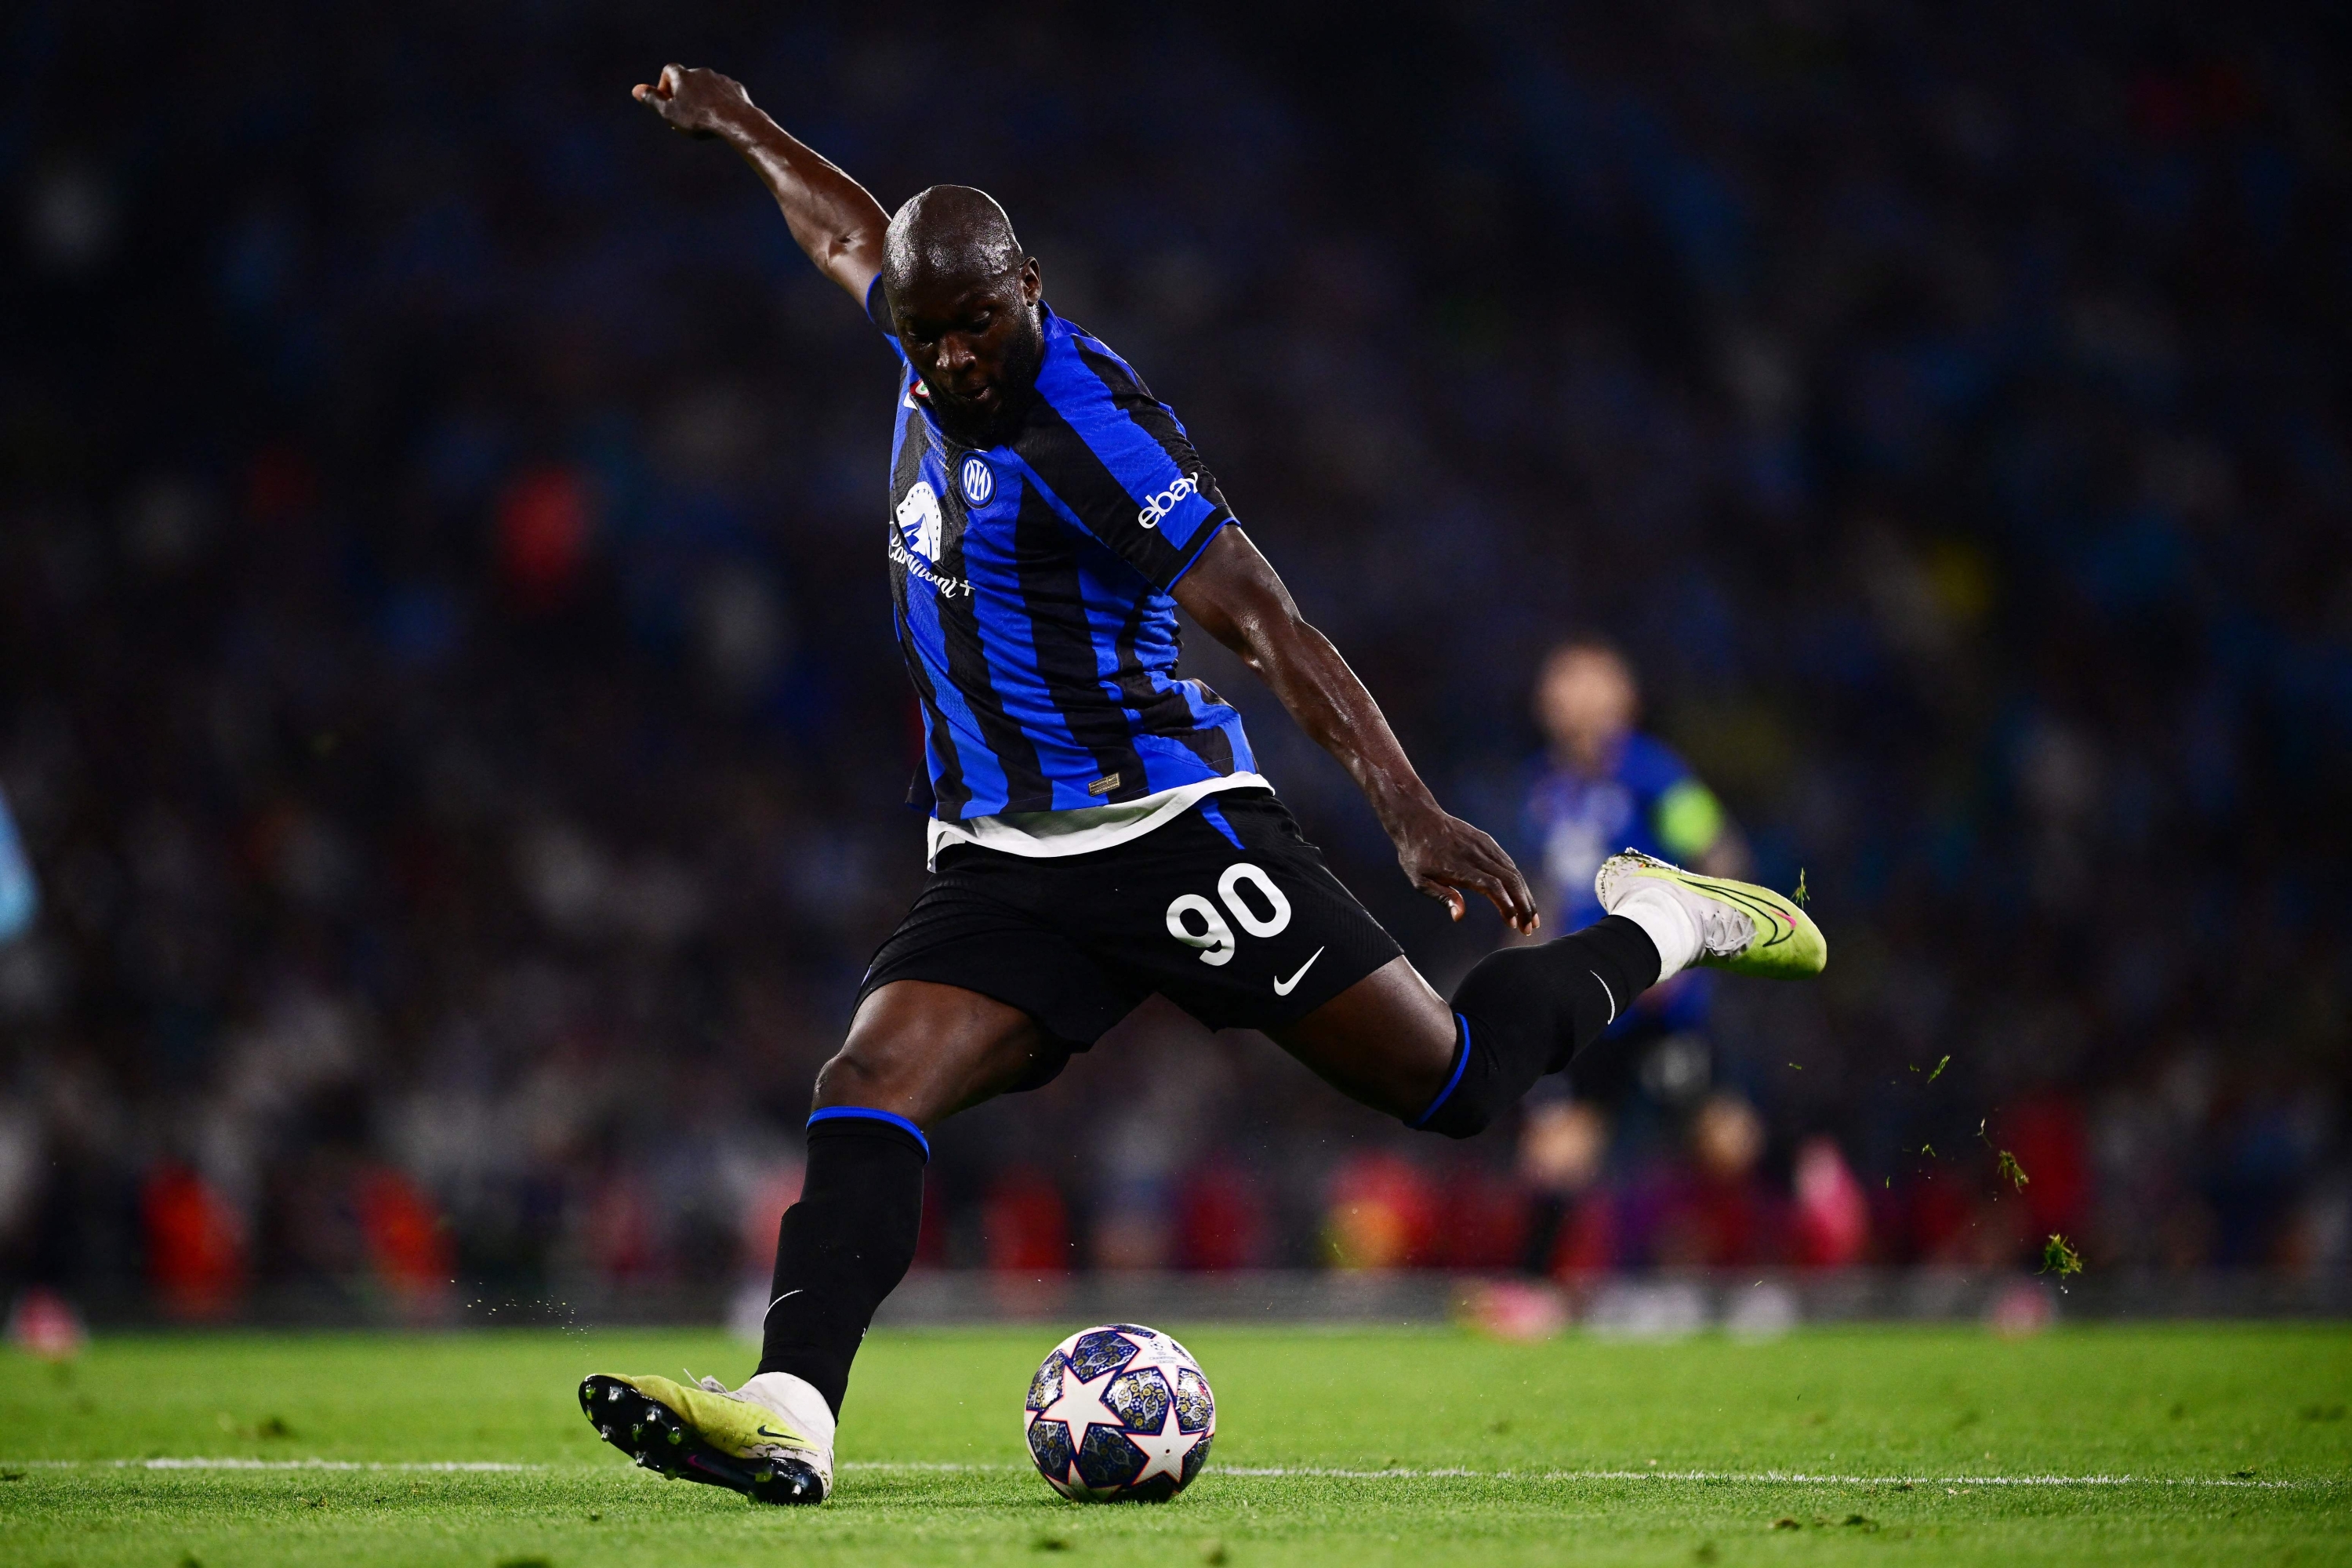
[{"x1": 926, "y1": 772, "x2": 1272, "y2": 870}]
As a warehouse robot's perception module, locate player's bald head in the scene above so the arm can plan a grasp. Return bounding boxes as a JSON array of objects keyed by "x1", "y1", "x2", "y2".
[
  {"x1": 883, "y1": 185, "x2": 1025, "y2": 298},
  {"x1": 880, "y1": 186, "x2": 1046, "y2": 443}
]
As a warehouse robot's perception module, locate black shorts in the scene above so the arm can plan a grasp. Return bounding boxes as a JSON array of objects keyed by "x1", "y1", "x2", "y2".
[{"x1": 856, "y1": 789, "x2": 1401, "y2": 1073}]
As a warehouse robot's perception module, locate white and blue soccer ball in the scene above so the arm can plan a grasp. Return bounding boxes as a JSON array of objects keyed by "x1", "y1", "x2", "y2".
[{"x1": 1023, "y1": 1323, "x2": 1214, "y2": 1501}]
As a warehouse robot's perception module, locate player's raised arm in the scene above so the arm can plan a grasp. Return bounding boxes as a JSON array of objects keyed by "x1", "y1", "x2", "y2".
[
  {"x1": 633, "y1": 64, "x2": 888, "y2": 304},
  {"x1": 1174, "y1": 526, "x2": 1541, "y2": 935}
]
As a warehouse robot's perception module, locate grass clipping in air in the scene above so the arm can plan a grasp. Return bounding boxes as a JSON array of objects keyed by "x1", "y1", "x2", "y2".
[
  {"x1": 1973, "y1": 1123, "x2": 2077, "y2": 1278},
  {"x1": 1977, "y1": 1119, "x2": 2031, "y2": 1193}
]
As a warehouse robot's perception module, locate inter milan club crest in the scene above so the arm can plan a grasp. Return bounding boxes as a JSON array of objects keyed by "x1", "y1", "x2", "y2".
[{"x1": 960, "y1": 453, "x2": 995, "y2": 506}]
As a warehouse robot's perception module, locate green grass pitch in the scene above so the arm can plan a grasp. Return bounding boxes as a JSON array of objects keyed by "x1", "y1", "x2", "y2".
[{"x1": 0, "y1": 1323, "x2": 2347, "y2": 1566}]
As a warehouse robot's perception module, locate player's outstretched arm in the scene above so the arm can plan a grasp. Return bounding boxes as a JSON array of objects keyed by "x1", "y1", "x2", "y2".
[
  {"x1": 633, "y1": 64, "x2": 888, "y2": 303},
  {"x1": 1175, "y1": 528, "x2": 1540, "y2": 935}
]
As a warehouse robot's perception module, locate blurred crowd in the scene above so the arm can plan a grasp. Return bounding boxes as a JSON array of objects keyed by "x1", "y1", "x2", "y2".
[{"x1": 2, "y1": 2, "x2": 2348, "y2": 1319}]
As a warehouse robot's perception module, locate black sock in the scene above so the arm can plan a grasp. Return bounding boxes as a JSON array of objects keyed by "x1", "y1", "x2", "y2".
[
  {"x1": 1411, "y1": 914, "x2": 1661, "y2": 1139},
  {"x1": 757, "y1": 1111, "x2": 927, "y2": 1416}
]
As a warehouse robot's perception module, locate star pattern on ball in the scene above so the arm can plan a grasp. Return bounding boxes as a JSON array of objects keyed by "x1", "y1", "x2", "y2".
[
  {"x1": 1037, "y1": 1359, "x2": 1126, "y2": 1467},
  {"x1": 1023, "y1": 1328, "x2": 1214, "y2": 1500},
  {"x1": 1123, "y1": 1401, "x2": 1202, "y2": 1487}
]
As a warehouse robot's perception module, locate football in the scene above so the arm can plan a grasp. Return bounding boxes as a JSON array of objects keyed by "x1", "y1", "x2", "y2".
[{"x1": 1022, "y1": 1323, "x2": 1215, "y2": 1501}]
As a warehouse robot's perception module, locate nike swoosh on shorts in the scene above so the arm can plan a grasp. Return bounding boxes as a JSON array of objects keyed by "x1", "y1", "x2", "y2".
[{"x1": 1273, "y1": 946, "x2": 1327, "y2": 996}]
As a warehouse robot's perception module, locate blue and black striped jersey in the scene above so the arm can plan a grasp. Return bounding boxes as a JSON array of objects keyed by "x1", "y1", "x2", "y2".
[{"x1": 871, "y1": 283, "x2": 1256, "y2": 822}]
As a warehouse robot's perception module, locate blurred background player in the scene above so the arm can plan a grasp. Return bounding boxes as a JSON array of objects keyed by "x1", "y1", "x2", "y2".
[
  {"x1": 1527, "y1": 638, "x2": 1745, "y2": 935},
  {"x1": 1525, "y1": 638, "x2": 1745, "y2": 1040},
  {"x1": 1514, "y1": 639, "x2": 1744, "y2": 1273}
]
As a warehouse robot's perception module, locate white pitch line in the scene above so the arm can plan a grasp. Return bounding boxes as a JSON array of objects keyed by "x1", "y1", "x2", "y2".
[
  {"x1": 5, "y1": 1459, "x2": 2324, "y2": 1491},
  {"x1": 1213, "y1": 1466, "x2": 2312, "y2": 1490},
  {"x1": 842, "y1": 1461, "x2": 2316, "y2": 1490},
  {"x1": 7, "y1": 1458, "x2": 539, "y2": 1472},
  {"x1": 841, "y1": 1461, "x2": 1006, "y2": 1472}
]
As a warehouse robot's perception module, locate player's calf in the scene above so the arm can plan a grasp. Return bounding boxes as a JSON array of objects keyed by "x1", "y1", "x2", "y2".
[
  {"x1": 1410, "y1": 916, "x2": 1660, "y2": 1138},
  {"x1": 757, "y1": 1110, "x2": 928, "y2": 1415},
  {"x1": 1409, "y1": 853, "x2": 1824, "y2": 1139}
]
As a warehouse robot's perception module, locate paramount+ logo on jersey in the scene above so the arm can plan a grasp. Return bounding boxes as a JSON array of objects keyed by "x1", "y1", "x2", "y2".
[{"x1": 1136, "y1": 473, "x2": 1203, "y2": 530}]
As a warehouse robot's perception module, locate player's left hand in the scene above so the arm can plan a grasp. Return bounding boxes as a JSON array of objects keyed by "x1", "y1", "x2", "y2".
[
  {"x1": 1390, "y1": 805, "x2": 1541, "y2": 935},
  {"x1": 631, "y1": 63, "x2": 753, "y2": 140}
]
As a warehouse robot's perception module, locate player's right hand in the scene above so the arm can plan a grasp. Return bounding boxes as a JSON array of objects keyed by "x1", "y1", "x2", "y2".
[
  {"x1": 632, "y1": 64, "x2": 752, "y2": 140},
  {"x1": 1390, "y1": 803, "x2": 1542, "y2": 936}
]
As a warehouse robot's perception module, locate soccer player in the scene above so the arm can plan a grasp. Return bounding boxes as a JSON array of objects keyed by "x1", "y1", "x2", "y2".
[
  {"x1": 1527, "y1": 639, "x2": 1744, "y2": 924},
  {"x1": 583, "y1": 64, "x2": 1824, "y2": 1504},
  {"x1": 1511, "y1": 641, "x2": 1744, "y2": 1273}
]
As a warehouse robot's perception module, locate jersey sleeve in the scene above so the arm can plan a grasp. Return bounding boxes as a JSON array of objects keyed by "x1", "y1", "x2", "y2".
[
  {"x1": 866, "y1": 275, "x2": 909, "y2": 368},
  {"x1": 1653, "y1": 778, "x2": 1726, "y2": 860},
  {"x1": 1625, "y1": 737, "x2": 1726, "y2": 860},
  {"x1": 1016, "y1": 328, "x2": 1235, "y2": 590}
]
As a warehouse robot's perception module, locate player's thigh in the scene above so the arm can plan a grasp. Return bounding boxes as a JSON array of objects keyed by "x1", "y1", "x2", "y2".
[
  {"x1": 815, "y1": 980, "x2": 1058, "y2": 1127},
  {"x1": 1268, "y1": 955, "x2": 1458, "y2": 1120}
]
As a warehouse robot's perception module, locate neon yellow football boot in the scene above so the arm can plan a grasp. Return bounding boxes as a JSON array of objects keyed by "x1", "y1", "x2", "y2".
[
  {"x1": 579, "y1": 1371, "x2": 831, "y2": 1504},
  {"x1": 1595, "y1": 850, "x2": 1827, "y2": 979}
]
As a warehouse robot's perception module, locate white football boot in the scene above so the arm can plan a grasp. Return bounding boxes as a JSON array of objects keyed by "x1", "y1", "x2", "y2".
[
  {"x1": 579, "y1": 1367, "x2": 834, "y2": 1504},
  {"x1": 1595, "y1": 849, "x2": 1827, "y2": 980}
]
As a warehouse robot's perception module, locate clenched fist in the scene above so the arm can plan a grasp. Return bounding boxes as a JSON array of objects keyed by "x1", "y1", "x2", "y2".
[{"x1": 632, "y1": 64, "x2": 753, "y2": 140}]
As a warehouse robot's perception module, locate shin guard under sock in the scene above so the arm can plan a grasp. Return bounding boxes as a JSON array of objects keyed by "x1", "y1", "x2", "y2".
[
  {"x1": 757, "y1": 1110, "x2": 927, "y2": 1415},
  {"x1": 1410, "y1": 915, "x2": 1662, "y2": 1139}
]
